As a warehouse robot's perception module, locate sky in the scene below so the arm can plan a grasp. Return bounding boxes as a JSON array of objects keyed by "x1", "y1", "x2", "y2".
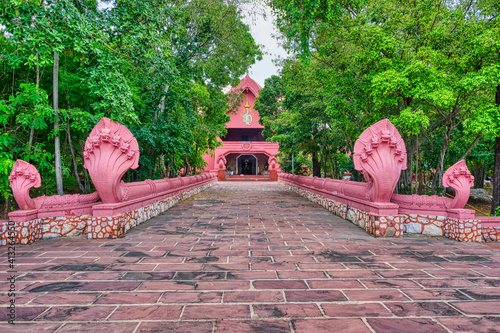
[
  {"x1": 242, "y1": 4, "x2": 288, "y2": 88},
  {"x1": 98, "y1": 1, "x2": 287, "y2": 88}
]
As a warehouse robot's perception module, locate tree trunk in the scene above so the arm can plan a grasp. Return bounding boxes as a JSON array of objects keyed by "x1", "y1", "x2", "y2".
[
  {"x1": 159, "y1": 154, "x2": 166, "y2": 178},
  {"x1": 3, "y1": 197, "x2": 10, "y2": 219},
  {"x1": 27, "y1": 53, "x2": 41, "y2": 163},
  {"x1": 459, "y1": 135, "x2": 482, "y2": 161},
  {"x1": 491, "y1": 85, "x2": 500, "y2": 214},
  {"x1": 474, "y1": 163, "x2": 485, "y2": 189},
  {"x1": 83, "y1": 168, "x2": 91, "y2": 192},
  {"x1": 417, "y1": 172, "x2": 424, "y2": 195},
  {"x1": 403, "y1": 135, "x2": 411, "y2": 187},
  {"x1": 27, "y1": 125, "x2": 35, "y2": 163},
  {"x1": 491, "y1": 137, "x2": 500, "y2": 215},
  {"x1": 312, "y1": 151, "x2": 320, "y2": 177},
  {"x1": 67, "y1": 119, "x2": 84, "y2": 192},
  {"x1": 322, "y1": 150, "x2": 327, "y2": 177},
  {"x1": 430, "y1": 170, "x2": 437, "y2": 194},
  {"x1": 193, "y1": 146, "x2": 198, "y2": 175},
  {"x1": 328, "y1": 154, "x2": 335, "y2": 179},
  {"x1": 183, "y1": 155, "x2": 190, "y2": 177},
  {"x1": 53, "y1": 51, "x2": 63, "y2": 195},
  {"x1": 407, "y1": 147, "x2": 413, "y2": 192},
  {"x1": 319, "y1": 149, "x2": 324, "y2": 177},
  {"x1": 170, "y1": 155, "x2": 177, "y2": 177},
  {"x1": 36, "y1": 52, "x2": 40, "y2": 87},
  {"x1": 415, "y1": 135, "x2": 419, "y2": 195},
  {"x1": 434, "y1": 121, "x2": 453, "y2": 194},
  {"x1": 11, "y1": 67, "x2": 15, "y2": 96},
  {"x1": 166, "y1": 158, "x2": 171, "y2": 178}
]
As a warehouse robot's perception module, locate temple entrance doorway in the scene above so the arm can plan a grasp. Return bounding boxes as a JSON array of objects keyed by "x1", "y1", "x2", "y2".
[{"x1": 237, "y1": 154, "x2": 257, "y2": 175}]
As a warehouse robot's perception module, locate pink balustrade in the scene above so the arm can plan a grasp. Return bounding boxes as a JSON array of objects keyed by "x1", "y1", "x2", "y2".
[
  {"x1": 279, "y1": 119, "x2": 500, "y2": 242},
  {"x1": 4, "y1": 117, "x2": 499, "y2": 244},
  {"x1": 8, "y1": 160, "x2": 99, "y2": 220},
  {"x1": 3, "y1": 117, "x2": 216, "y2": 245},
  {"x1": 392, "y1": 160, "x2": 475, "y2": 218}
]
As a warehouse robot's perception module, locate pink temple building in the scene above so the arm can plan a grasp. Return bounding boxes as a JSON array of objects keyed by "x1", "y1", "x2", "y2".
[{"x1": 202, "y1": 74, "x2": 279, "y2": 178}]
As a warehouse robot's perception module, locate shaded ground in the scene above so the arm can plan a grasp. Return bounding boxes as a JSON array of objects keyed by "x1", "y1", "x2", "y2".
[{"x1": 1, "y1": 182, "x2": 500, "y2": 332}]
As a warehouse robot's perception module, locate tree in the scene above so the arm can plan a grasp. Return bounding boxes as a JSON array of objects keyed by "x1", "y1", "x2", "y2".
[
  {"x1": 265, "y1": 0, "x2": 500, "y2": 195},
  {"x1": 0, "y1": 0, "x2": 261, "y2": 215}
]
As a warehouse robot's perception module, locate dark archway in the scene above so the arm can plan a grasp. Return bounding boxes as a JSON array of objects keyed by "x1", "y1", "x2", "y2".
[{"x1": 237, "y1": 154, "x2": 257, "y2": 175}]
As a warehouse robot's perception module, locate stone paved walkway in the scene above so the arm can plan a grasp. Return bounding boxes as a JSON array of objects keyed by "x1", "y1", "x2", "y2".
[{"x1": 1, "y1": 182, "x2": 500, "y2": 332}]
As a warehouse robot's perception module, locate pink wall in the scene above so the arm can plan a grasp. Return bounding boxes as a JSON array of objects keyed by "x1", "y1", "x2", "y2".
[
  {"x1": 203, "y1": 153, "x2": 215, "y2": 171},
  {"x1": 227, "y1": 91, "x2": 263, "y2": 129}
]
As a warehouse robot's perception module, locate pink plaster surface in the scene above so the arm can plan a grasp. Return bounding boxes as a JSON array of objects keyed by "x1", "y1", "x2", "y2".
[
  {"x1": 83, "y1": 117, "x2": 140, "y2": 203},
  {"x1": 442, "y1": 160, "x2": 474, "y2": 209},
  {"x1": 353, "y1": 119, "x2": 407, "y2": 202},
  {"x1": 226, "y1": 92, "x2": 263, "y2": 129},
  {"x1": 278, "y1": 119, "x2": 494, "y2": 242},
  {"x1": 392, "y1": 160, "x2": 474, "y2": 213},
  {"x1": 280, "y1": 175, "x2": 403, "y2": 238},
  {"x1": 8, "y1": 160, "x2": 98, "y2": 222},
  {"x1": 88, "y1": 182, "x2": 215, "y2": 239},
  {"x1": 6, "y1": 117, "x2": 495, "y2": 245},
  {"x1": 8, "y1": 160, "x2": 41, "y2": 210},
  {"x1": 226, "y1": 74, "x2": 263, "y2": 129},
  {"x1": 211, "y1": 141, "x2": 280, "y2": 171},
  {"x1": 92, "y1": 174, "x2": 216, "y2": 217},
  {"x1": 280, "y1": 174, "x2": 399, "y2": 216},
  {"x1": 3, "y1": 182, "x2": 500, "y2": 329},
  {"x1": 5, "y1": 117, "x2": 217, "y2": 246},
  {"x1": 280, "y1": 175, "x2": 490, "y2": 242},
  {"x1": 2, "y1": 176, "x2": 216, "y2": 245},
  {"x1": 203, "y1": 74, "x2": 280, "y2": 172}
]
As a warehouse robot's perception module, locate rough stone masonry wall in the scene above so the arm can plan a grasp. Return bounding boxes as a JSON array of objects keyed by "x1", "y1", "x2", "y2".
[
  {"x1": 482, "y1": 227, "x2": 500, "y2": 242},
  {"x1": 444, "y1": 217, "x2": 482, "y2": 242},
  {"x1": 283, "y1": 182, "x2": 492, "y2": 242},
  {"x1": 88, "y1": 182, "x2": 214, "y2": 239},
  {"x1": 0, "y1": 219, "x2": 42, "y2": 245},
  {"x1": 0, "y1": 181, "x2": 215, "y2": 246},
  {"x1": 283, "y1": 183, "x2": 403, "y2": 238},
  {"x1": 0, "y1": 216, "x2": 92, "y2": 246},
  {"x1": 400, "y1": 214, "x2": 482, "y2": 242}
]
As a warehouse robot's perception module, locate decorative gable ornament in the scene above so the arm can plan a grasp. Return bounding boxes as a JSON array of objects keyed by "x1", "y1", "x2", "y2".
[{"x1": 241, "y1": 99, "x2": 254, "y2": 126}]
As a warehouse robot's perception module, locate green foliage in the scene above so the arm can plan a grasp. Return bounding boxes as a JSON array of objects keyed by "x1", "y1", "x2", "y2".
[
  {"x1": 392, "y1": 108, "x2": 430, "y2": 137},
  {"x1": 264, "y1": 0, "x2": 500, "y2": 189},
  {"x1": 0, "y1": 0, "x2": 261, "y2": 205}
]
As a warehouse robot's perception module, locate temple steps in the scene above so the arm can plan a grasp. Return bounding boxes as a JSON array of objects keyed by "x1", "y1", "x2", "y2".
[{"x1": 224, "y1": 175, "x2": 274, "y2": 182}]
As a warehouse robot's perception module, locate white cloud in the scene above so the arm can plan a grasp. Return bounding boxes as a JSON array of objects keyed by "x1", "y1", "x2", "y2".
[{"x1": 242, "y1": 3, "x2": 288, "y2": 88}]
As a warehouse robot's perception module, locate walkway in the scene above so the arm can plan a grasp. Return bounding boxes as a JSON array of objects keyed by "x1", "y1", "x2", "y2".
[{"x1": 1, "y1": 182, "x2": 500, "y2": 332}]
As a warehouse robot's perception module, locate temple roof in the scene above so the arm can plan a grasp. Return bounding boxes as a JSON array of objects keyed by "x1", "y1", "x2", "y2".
[{"x1": 230, "y1": 73, "x2": 262, "y2": 97}]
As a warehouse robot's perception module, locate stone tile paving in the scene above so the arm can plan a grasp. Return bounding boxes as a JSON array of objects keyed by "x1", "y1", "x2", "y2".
[{"x1": 1, "y1": 182, "x2": 500, "y2": 332}]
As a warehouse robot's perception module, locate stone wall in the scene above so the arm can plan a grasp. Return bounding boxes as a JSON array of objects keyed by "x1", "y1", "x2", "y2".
[
  {"x1": 87, "y1": 182, "x2": 213, "y2": 239},
  {"x1": 399, "y1": 214, "x2": 481, "y2": 242},
  {"x1": 482, "y1": 226, "x2": 500, "y2": 242},
  {"x1": 281, "y1": 179, "x2": 497, "y2": 243},
  {"x1": 284, "y1": 183, "x2": 403, "y2": 238},
  {"x1": 1, "y1": 180, "x2": 215, "y2": 246}
]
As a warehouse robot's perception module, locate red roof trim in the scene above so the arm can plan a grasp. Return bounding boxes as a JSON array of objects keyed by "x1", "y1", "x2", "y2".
[{"x1": 229, "y1": 73, "x2": 262, "y2": 98}]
